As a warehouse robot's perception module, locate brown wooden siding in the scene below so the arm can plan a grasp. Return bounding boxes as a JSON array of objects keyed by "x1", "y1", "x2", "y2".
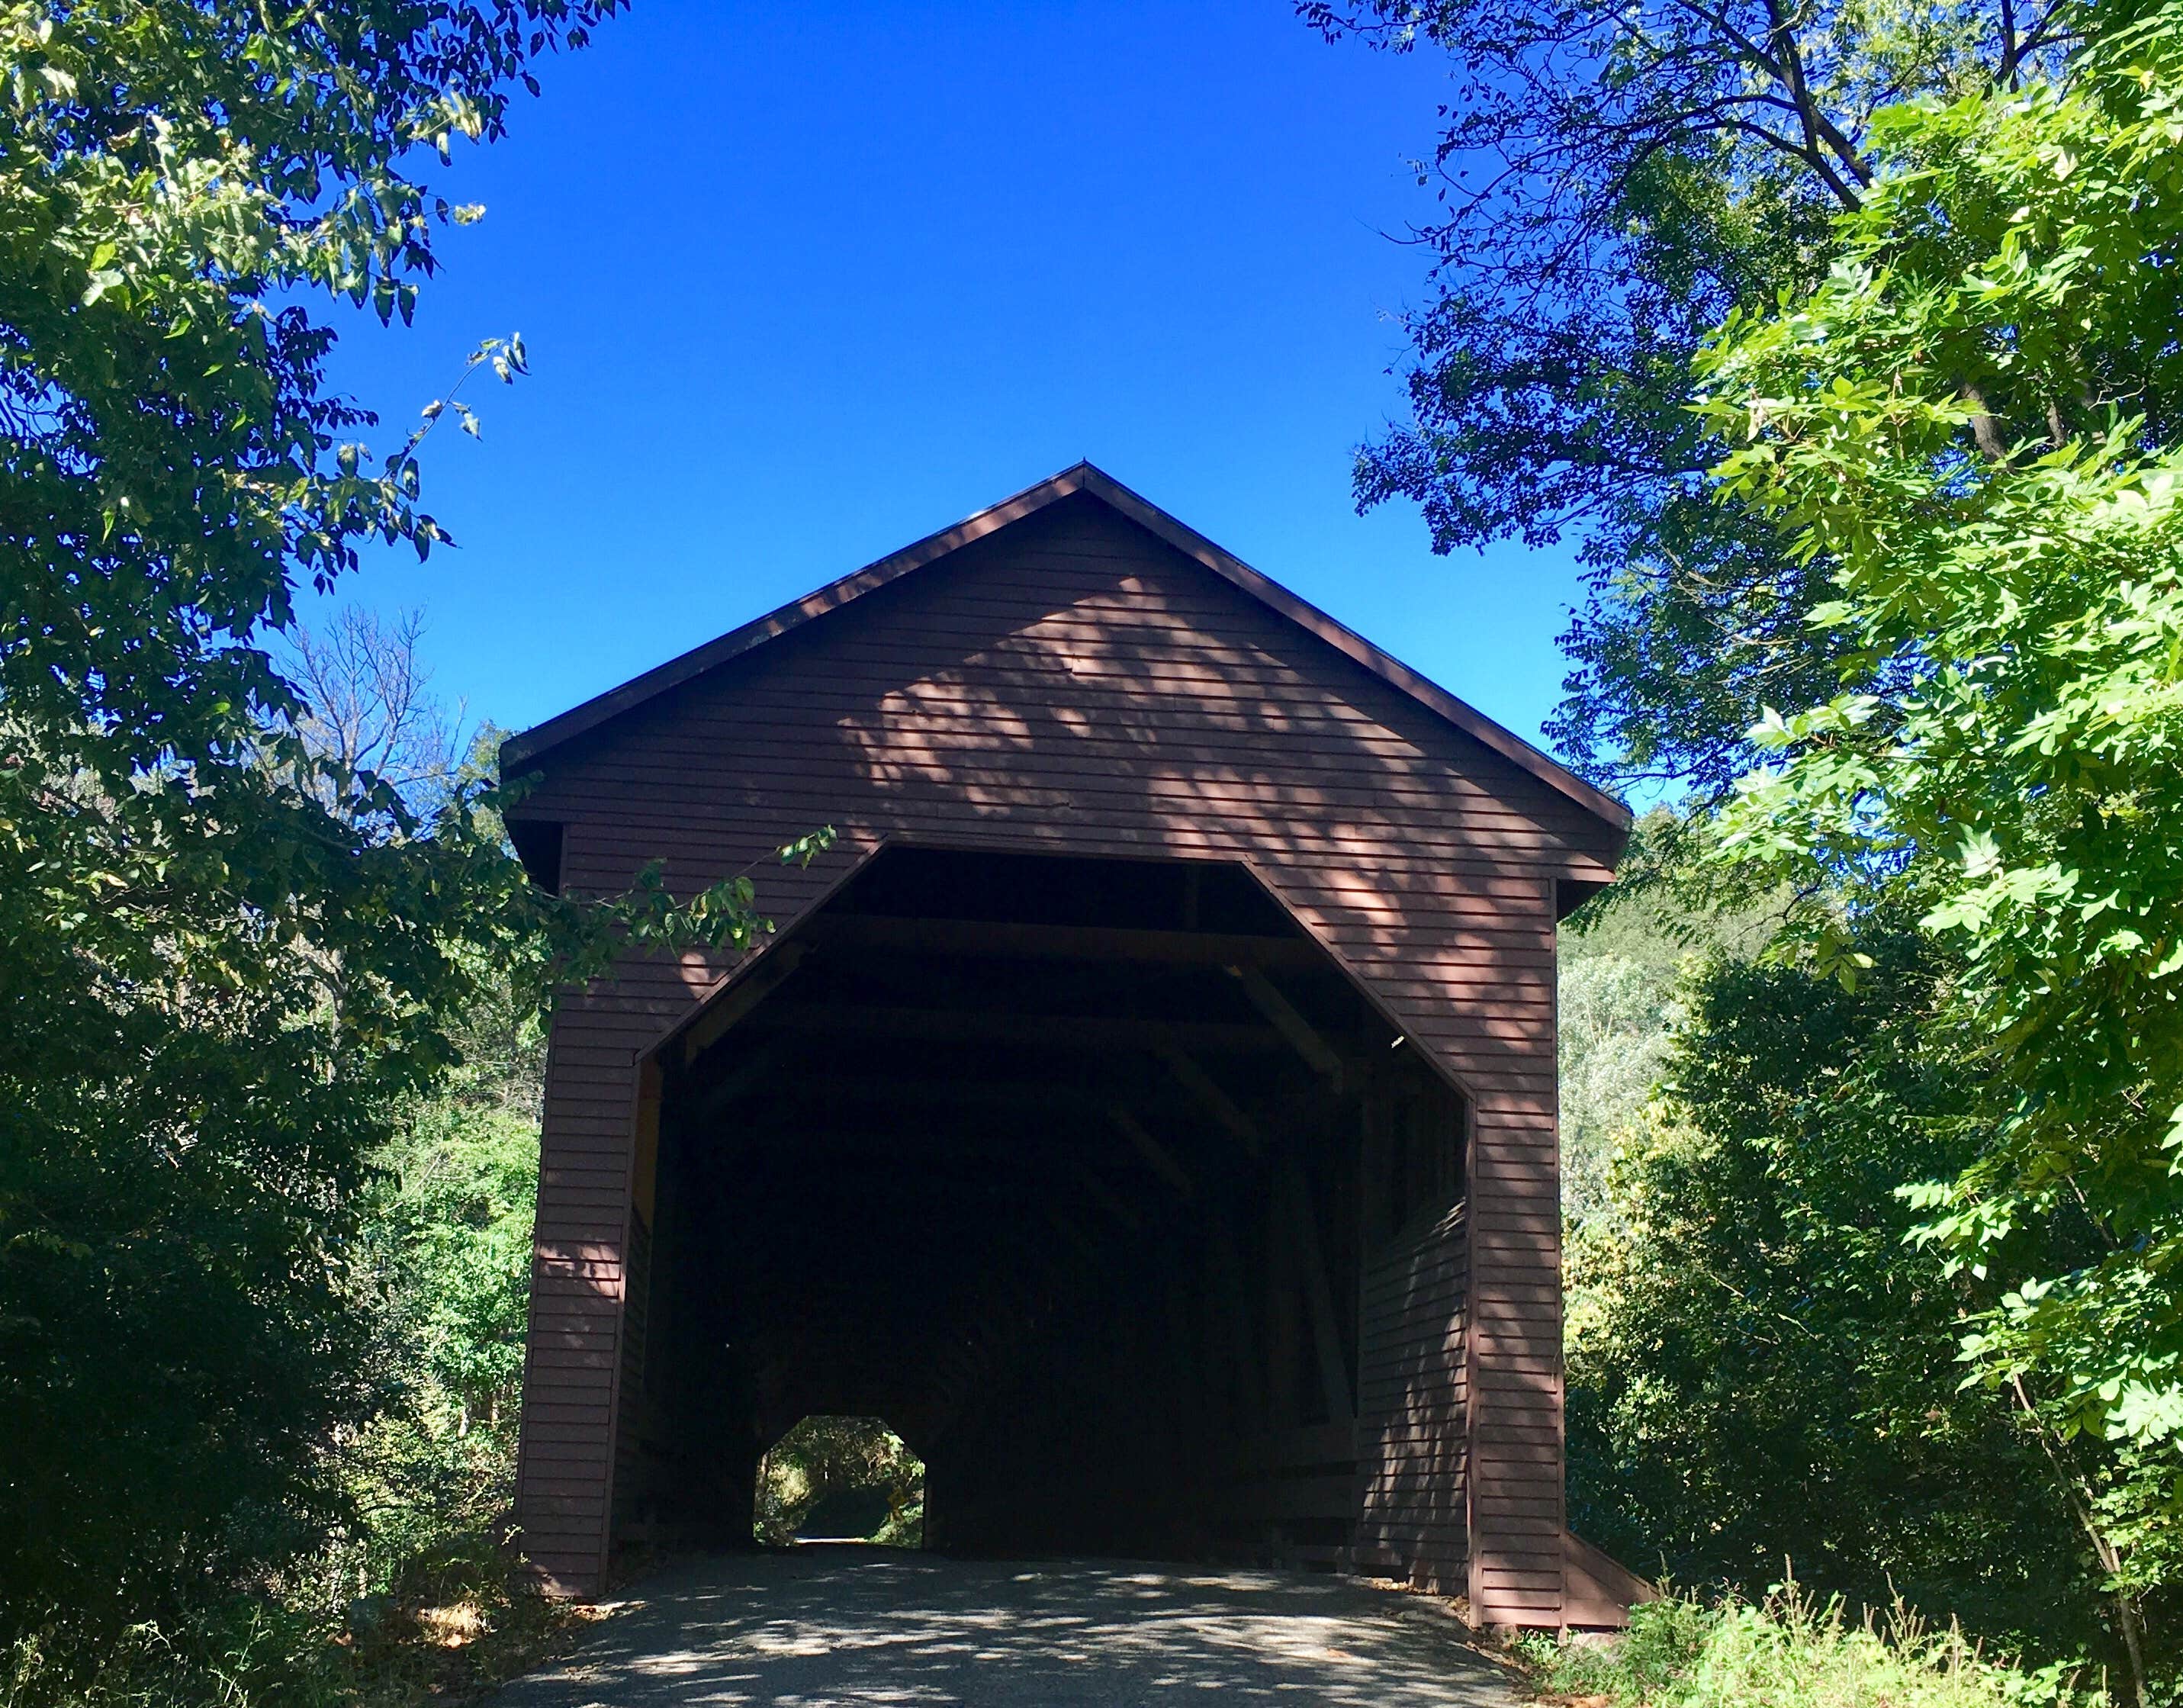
[
  {"x1": 511, "y1": 492, "x2": 1603, "y2": 1614},
  {"x1": 1355, "y1": 1203, "x2": 1468, "y2": 1590}
]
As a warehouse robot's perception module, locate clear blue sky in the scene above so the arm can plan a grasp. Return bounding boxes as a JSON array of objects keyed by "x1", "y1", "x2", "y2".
[{"x1": 314, "y1": 0, "x2": 1590, "y2": 752}]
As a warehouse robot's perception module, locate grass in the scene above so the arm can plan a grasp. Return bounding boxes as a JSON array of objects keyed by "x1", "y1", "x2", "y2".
[{"x1": 1519, "y1": 1586, "x2": 2102, "y2": 1708}]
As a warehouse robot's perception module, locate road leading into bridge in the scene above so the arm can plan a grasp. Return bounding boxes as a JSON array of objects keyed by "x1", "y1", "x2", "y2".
[{"x1": 495, "y1": 1548, "x2": 1529, "y2": 1707}]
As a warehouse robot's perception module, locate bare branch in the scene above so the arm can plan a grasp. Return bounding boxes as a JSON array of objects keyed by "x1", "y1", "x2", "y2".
[{"x1": 280, "y1": 606, "x2": 468, "y2": 822}]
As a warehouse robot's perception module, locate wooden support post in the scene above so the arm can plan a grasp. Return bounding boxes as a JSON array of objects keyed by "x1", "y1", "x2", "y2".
[
  {"x1": 1072, "y1": 1165, "x2": 1146, "y2": 1233},
  {"x1": 1155, "y1": 1040, "x2": 1262, "y2": 1154},
  {"x1": 1111, "y1": 1106, "x2": 1194, "y2": 1197},
  {"x1": 1165, "y1": 1257, "x2": 1199, "y2": 1415},
  {"x1": 1230, "y1": 966, "x2": 1345, "y2": 1090},
  {"x1": 631, "y1": 1058, "x2": 663, "y2": 1230},
  {"x1": 1279, "y1": 1157, "x2": 1355, "y2": 1424},
  {"x1": 1209, "y1": 1212, "x2": 1261, "y2": 1426},
  {"x1": 1265, "y1": 1187, "x2": 1298, "y2": 1430}
]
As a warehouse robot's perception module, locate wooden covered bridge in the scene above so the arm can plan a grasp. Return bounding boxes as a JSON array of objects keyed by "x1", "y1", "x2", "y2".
[{"x1": 501, "y1": 465, "x2": 1638, "y2": 1628}]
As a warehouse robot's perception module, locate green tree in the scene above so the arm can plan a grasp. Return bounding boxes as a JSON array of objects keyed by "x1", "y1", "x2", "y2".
[
  {"x1": 1317, "y1": 0, "x2": 2183, "y2": 1684},
  {"x1": 0, "y1": 0, "x2": 777, "y2": 1651},
  {"x1": 1558, "y1": 816, "x2": 1783, "y2": 1221},
  {"x1": 1560, "y1": 953, "x2": 1680, "y2": 1224},
  {"x1": 1699, "y1": 6, "x2": 2183, "y2": 1689},
  {"x1": 340, "y1": 1095, "x2": 542, "y2": 1601},
  {"x1": 1567, "y1": 934, "x2": 2118, "y2": 1662},
  {"x1": 1301, "y1": 0, "x2": 2078, "y2": 801}
]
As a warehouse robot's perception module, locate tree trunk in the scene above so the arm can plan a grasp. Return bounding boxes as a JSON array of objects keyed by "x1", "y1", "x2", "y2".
[{"x1": 2011, "y1": 1375, "x2": 2149, "y2": 1708}]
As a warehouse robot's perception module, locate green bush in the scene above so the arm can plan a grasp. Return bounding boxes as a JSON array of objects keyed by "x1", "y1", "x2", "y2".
[
  {"x1": 1562, "y1": 928, "x2": 2136, "y2": 1668},
  {"x1": 2, "y1": 1552, "x2": 582, "y2": 1708},
  {"x1": 1, "y1": 1079, "x2": 563, "y2": 1708},
  {"x1": 4, "y1": 1598, "x2": 342, "y2": 1708},
  {"x1": 1526, "y1": 1590, "x2": 2106, "y2": 1708}
]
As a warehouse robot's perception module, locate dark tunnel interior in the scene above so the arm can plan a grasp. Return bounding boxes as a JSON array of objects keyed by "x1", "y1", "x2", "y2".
[{"x1": 612, "y1": 845, "x2": 1470, "y2": 1567}]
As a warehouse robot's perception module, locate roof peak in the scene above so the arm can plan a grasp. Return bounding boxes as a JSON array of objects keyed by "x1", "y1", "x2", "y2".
[{"x1": 500, "y1": 463, "x2": 1630, "y2": 835}]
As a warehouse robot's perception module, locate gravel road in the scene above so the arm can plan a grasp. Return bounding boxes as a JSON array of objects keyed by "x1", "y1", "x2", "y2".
[{"x1": 494, "y1": 1547, "x2": 1527, "y2": 1707}]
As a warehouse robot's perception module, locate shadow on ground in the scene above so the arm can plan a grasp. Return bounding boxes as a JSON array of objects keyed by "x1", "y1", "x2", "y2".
[{"x1": 495, "y1": 1547, "x2": 1523, "y2": 1706}]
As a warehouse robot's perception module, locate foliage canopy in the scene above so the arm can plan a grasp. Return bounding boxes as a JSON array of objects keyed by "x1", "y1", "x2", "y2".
[
  {"x1": 1703, "y1": 0, "x2": 2183, "y2": 1473},
  {"x1": 0, "y1": 0, "x2": 781, "y2": 1645},
  {"x1": 1567, "y1": 931, "x2": 2110, "y2": 1651},
  {"x1": 1301, "y1": 0, "x2": 2073, "y2": 799}
]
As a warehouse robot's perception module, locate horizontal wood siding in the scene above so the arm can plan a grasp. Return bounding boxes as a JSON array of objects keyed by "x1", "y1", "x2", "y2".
[
  {"x1": 513, "y1": 493, "x2": 1600, "y2": 1610},
  {"x1": 1356, "y1": 1203, "x2": 1468, "y2": 1591},
  {"x1": 1464, "y1": 894, "x2": 1566, "y2": 1625}
]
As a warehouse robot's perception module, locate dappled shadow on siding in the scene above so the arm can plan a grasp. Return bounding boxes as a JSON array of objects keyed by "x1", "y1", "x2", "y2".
[
  {"x1": 514, "y1": 491, "x2": 1601, "y2": 1607},
  {"x1": 495, "y1": 1549, "x2": 1519, "y2": 1707},
  {"x1": 806, "y1": 497, "x2": 1575, "y2": 1063}
]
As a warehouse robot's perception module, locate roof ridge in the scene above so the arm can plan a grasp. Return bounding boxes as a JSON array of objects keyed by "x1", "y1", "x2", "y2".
[{"x1": 500, "y1": 464, "x2": 1630, "y2": 835}]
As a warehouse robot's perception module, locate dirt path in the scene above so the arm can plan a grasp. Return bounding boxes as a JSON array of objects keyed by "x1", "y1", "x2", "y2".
[{"x1": 494, "y1": 1547, "x2": 1527, "y2": 1706}]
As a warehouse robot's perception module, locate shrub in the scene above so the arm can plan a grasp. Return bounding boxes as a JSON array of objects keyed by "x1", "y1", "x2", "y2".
[
  {"x1": 1525, "y1": 1588, "x2": 2103, "y2": 1708},
  {"x1": 2, "y1": 1547, "x2": 586, "y2": 1708}
]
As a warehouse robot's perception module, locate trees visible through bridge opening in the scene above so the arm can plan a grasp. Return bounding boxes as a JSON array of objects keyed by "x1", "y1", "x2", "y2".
[{"x1": 755, "y1": 1416, "x2": 924, "y2": 1546}]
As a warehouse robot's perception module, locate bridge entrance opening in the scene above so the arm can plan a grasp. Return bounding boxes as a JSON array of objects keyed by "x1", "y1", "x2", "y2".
[
  {"x1": 611, "y1": 845, "x2": 1468, "y2": 1571},
  {"x1": 754, "y1": 1414, "x2": 924, "y2": 1546}
]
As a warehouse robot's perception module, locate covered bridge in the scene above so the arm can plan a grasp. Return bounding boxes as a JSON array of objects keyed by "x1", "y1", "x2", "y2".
[{"x1": 501, "y1": 464, "x2": 1638, "y2": 1628}]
